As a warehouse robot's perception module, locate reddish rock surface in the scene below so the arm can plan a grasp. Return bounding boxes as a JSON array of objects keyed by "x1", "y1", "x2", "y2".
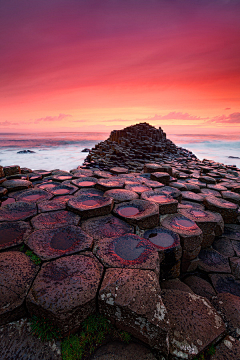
[
  {"x1": 99, "y1": 268, "x2": 170, "y2": 355},
  {"x1": 0, "y1": 201, "x2": 37, "y2": 222},
  {"x1": 26, "y1": 225, "x2": 93, "y2": 260},
  {"x1": 161, "y1": 289, "x2": 226, "y2": 359},
  {"x1": 0, "y1": 251, "x2": 38, "y2": 326},
  {"x1": 26, "y1": 253, "x2": 103, "y2": 334},
  {"x1": 31, "y1": 210, "x2": 80, "y2": 229}
]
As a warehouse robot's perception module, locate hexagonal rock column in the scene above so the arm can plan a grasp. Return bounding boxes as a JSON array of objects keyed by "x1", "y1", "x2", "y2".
[
  {"x1": 143, "y1": 227, "x2": 182, "y2": 280},
  {"x1": 209, "y1": 273, "x2": 240, "y2": 297},
  {"x1": 2, "y1": 179, "x2": 32, "y2": 192},
  {"x1": 71, "y1": 177, "x2": 98, "y2": 188},
  {"x1": 15, "y1": 189, "x2": 53, "y2": 203},
  {"x1": 144, "y1": 163, "x2": 165, "y2": 173},
  {"x1": 98, "y1": 268, "x2": 170, "y2": 355},
  {"x1": 0, "y1": 251, "x2": 38, "y2": 326},
  {"x1": 178, "y1": 208, "x2": 221, "y2": 248},
  {"x1": 96, "y1": 178, "x2": 125, "y2": 191},
  {"x1": 0, "y1": 221, "x2": 32, "y2": 251},
  {"x1": 160, "y1": 186, "x2": 182, "y2": 202},
  {"x1": 211, "y1": 335, "x2": 240, "y2": 360},
  {"x1": 104, "y1": 189, "x2": 139, "y2": 203},
  {"x1": 141, "y1": 190, "x2": 178, "y2": 215},
  {"x1": 81, "y1": 214, "x2": 134, "y2": 243},
  {"x1": 150, "y1": 172, "x2": 170, "y2": 186},
  {"x1": 181, "y1": 191, "x2": 204, "y2": 203},
  {"x1": 161, "y1": 290, "x2": 225, "y2": 359},
  {"x1": 161, "y1": 214, "x2": 203, "y2": 273},
  {"x1": 31, "y1": 210, "x2": 80, "y2": 230},
  {"x1": 25, "y1": 225, "x2": 93, "y2": 261},
  {"x1": 212, "y1": 293, "x2": 240, "y2": 338},
  {"x1": 110, "y1": 167, "x2": 128, "y2": 175},
  {"x1": 67, "y1": 194, "x2": 114, "y2": 218},
  {"x1": 113, "y1": 199, "x2": 159, "y2": 229},
  {"x1": 93, "y1": 233, "x2": 160, "y2": 274},
  {"x1": 0, "y1": 201, "x2": 37, "y2": 222},
  {"x1": 198, "y1": 248, "x2": 231, "y2": 273},
  {"x1": 49, "y1": 184, "x2": 78, "y2": 196},
  {"x1": 204, "y1": 196, "x2": 239, "y2": 224},
  {"x1": 26, "y1": 254, "x2": 103, "y2": 335}
]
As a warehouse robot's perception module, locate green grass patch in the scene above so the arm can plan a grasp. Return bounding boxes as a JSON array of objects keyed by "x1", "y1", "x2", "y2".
[
  {"x1": 30, "y1": 313, "x2": 132, "y2": 360},
  {"x1": 20, "y1": 245, "x2": 41, "y2": 265},
  {"x1": 30, "y1": 315, "x2": 62, "y2": 341}
]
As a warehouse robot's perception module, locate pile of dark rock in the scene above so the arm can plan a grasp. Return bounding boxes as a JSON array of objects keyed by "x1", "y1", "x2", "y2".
[
  {"x1": 1, "y1": 125, "x2": 240, "y2": 359},
  {"x1": 83, "y1": 122, "x2": 197, "y2": 171}
]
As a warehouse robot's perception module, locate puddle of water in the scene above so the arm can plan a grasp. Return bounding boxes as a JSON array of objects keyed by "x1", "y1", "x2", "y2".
[
  {"x1": 148, "y1": 232, "x2": 175, "y2": 247},
  {"x1": 118, "y1": 206, "x2": 140, "y2": 217},
  {"x1": 114, "y1": 237, "x2": 145, "y2": 260}
]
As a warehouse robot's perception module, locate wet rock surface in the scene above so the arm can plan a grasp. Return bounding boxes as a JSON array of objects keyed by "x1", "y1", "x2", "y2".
[
  {"x1": 1, "y1": 123, "x2": 240, "y2": 359},
  {"x1": 26, "y1": 254, "x2": 103, "y2": 334}
]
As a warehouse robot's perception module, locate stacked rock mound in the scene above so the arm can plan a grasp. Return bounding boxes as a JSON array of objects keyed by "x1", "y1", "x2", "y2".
[
  {"x1": 83, "y1": 122, "x2": 197, "y2": 171},
  {"x1": 1, "y1": 141, "x2": 240, "y2": 359}
]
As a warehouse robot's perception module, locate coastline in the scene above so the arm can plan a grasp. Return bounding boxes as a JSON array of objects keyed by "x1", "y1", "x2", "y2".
[{"x1": 1, "y1": 123, "x2": 240, "y2": 360}]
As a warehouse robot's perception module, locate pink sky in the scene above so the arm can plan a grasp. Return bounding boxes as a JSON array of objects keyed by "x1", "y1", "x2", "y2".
[{"x1": 0, "y1": 0, "x2": 240, "y2": 135}]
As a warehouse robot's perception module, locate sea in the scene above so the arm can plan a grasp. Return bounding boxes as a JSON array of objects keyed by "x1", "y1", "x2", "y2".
[{"x1": 0, "y1": 132, "x2": 240, "y2": 171}]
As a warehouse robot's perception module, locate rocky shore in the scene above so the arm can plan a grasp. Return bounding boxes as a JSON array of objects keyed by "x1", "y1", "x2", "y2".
[{"x1": 1, "y1": 123, "x2": 240, "y2": 360}]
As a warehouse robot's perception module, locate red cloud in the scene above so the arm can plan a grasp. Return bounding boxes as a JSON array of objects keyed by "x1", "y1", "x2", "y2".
[
  {"x1": 209, "y1": 112, "x2": 240, "y2": 124},
  {"x1": 32, "y1": 113, "x2": 72, "y2": 124},
  {"x1": 143, "y1": 112, "x2": 208, "y2": 121}
]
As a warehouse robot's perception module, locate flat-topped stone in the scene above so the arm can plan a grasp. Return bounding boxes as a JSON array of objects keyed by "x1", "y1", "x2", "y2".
[
  {"x1": 2, "y1": 179, "x2": 32, "y2": 192},
  {"x1": 212, "y1": 293, "x2": 240, "y2": 338},
  {"x1": 37, "y1": 195, "x2": 73, "y2": 212},
  {"x1": 143, "y1": 227, "x2": 182, "y2": 279},
  {"x1": 223, "y1": 224, "x2": 240, "y2": 240},
  {"x1": 201, "y1": 188, "x2": 222, "y2": 197},
  {"x1": 3, "y1": 165, "x2": 20, "y2": 177},
  {"x1": 49, "y1": 184, "x2": 78, "y2": 196},
  {"x1": 0, "y1": 201, "x2": 37, "y2": 222},
  {"x1": 114, "y1": 199, "x2": 159, "y2": 229},
  {"x1": 67, "y1": 194, "x2": 114, "y2": 218},
  {"x1": 150, "y1": 172, "x2": 170, "y2": 185},
  {"x1": 104, "y1": 188, "x2": 138, "y2": 203},
  {"x1": 178, "y1": 207, "x2": 219, "y2": 234},
  {"x1": 71, "y1": 177, "x2": 98, "y2": 188},
  {"x1": 221, "y1": 190, "x2": 240, "y2": 205},
  {"x1": 183, "y1": 275, "x2": 216, "y2": 301},
  {"x1": 161, "y1": 214, "x2": 203, "y2": 251},
  {"x1": 181, "y1": 191, "x2": 204, "y2": 203},
  {"x1": 211, "y1": 335, "x2": 240, "y2": 360},
  {"x1": 96, "y1": 178, "x2": 125, "y2": 191},
  {"x1": 15, "y1": 188, "x2": 52, "y2": 203},
  {"x1": 93, "y1": 233, "x2": 160, "y2": 273},
  {"x1": 204, "y1": 196, "x2": 239, "y2": 223},
  {"x1": 81, "y1": 214, "x2": 134, "y2": 242},
  {"x1": 209, "y1": 273, "x2": 240, "y2": 297},
  {"x1": 0, "y1": 251, "x2": 38, "y2": 326},
  {"x1": 99, "y1": 268, "x2": 169, "y2": 354},
  {"x1": 26, "y1": 253, "x2": 103, "y2": 335},
  {"x1": 198, "y1": 248, "x2": 231, "y2": 273},
  {"x1": 161, "y1": 289, "x2": 226, "y2": 359},
  {"x1": 52, "y1": 174, "x2": 73, "y2": 182},
  {"x1": 31, "y1": 210, "x2": 80, "y2": 229},
  {"x1": 26, "y1": 225, "x2": 93, "y2": 260},
  {"x1": 125, "y1": 183, "x2": 151, "y2": 195},
  {"x1": 141, "y1": 190, "x2": 178, "y2": 215},
  {"x1": 110, "y1": 167, "x2": 128, "y2": 174},
  {"x1": 0, "y1": 221, "x2": 32, "y2": 251},
  {"x1": 212, "y1": 236, "x2": 235, "y2": 257}
]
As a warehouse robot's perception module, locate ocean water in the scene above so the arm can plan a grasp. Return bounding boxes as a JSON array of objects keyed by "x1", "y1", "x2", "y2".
[
  {"x1": 0, "y1": 132, "x2": 108, "y2": 171},
  {"x1": 0, "y1": 131, "x2": 240, "y2": 171}
]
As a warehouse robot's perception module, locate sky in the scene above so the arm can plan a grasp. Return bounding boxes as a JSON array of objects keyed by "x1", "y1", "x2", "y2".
[{"x1": 0, "y1": 0, "x2": 240, "y2": 136}]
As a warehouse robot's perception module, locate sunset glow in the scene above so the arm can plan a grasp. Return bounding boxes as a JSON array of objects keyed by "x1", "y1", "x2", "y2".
[{"x1": 1, "y1": 0, "x2": 240, "y2": 135}]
